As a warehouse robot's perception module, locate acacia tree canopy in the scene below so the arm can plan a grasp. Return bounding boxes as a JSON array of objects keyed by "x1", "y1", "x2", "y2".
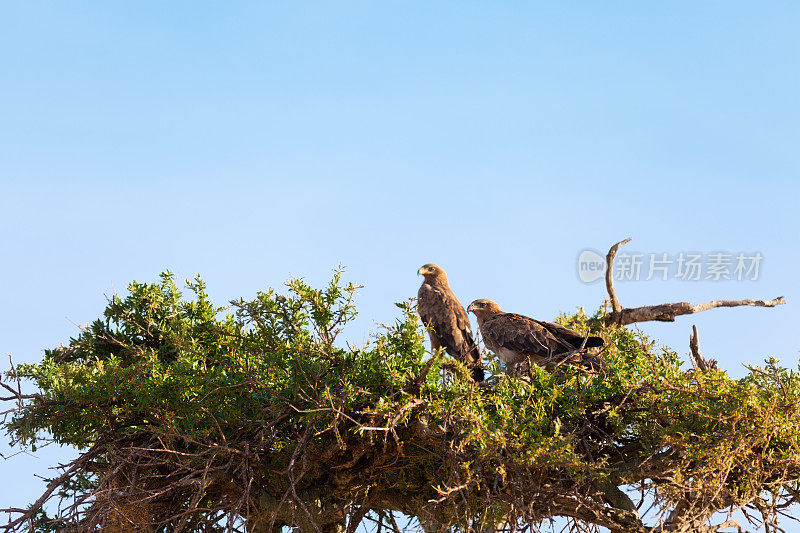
[{"x1": 2, "y1": 271, "x2": 799, "y2": 532}]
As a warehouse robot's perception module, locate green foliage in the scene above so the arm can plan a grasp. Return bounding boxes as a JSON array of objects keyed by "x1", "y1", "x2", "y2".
[
  {"x1": 4, "y1": 273, "x2": 800, "y2": 531},
  {"x1": 10, "y1": 271, "x2": 428, "y2": 447}
]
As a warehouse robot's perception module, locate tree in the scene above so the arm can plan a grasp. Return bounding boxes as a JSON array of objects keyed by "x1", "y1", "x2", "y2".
[{"x1": 2, "y1": 249, "x2": 798, "y2": 532}]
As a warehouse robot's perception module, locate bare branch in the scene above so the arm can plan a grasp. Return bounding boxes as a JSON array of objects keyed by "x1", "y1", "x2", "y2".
[
  {"x1": 0, "y1": 444, "x2": 101, "y2": 530},
  {"x1": 345, "y1": 489, "x2": 377, "y2": 533},
  {"x1": 613, "y1": 296, "x2": 785, "y2": 326},
  {"x1": 689, "y1": 325, "x2": 717, "y2": 372},
  {"x1": 692, "y1": 296, "x2": 786, "y2": 313},
  {"x1": 602, "y1": 238, "x2": 786, "y2": 326},
  {"x1": 606, "y1": 238, "x2": 631, "y2": 317},
  {"x1": 696, "y1": 519, "x2": 746, "y2": 533},
  {"x1": 689, "y1": 324, "x2": 702, "y2": 369}
]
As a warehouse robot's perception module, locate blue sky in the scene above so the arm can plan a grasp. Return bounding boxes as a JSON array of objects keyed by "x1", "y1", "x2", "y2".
[{"x1": 1, "y1": 2, "x2": 799, "y2": 530}]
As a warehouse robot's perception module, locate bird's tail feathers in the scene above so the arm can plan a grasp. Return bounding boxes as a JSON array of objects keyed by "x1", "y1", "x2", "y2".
[{"x1": 584, "y1": 336, "x2": 604, "y2": 348}]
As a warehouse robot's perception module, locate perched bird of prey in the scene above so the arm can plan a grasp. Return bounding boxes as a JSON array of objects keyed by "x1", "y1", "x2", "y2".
[
  {"x1": 417, "y1": 264, "x2": 484, "y2": 382},
  {"x1": 467, "y1": 299, "x2": 603, "y2": 372}
]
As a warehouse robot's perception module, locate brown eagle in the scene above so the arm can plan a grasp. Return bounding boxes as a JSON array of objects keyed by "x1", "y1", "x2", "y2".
[
  {"x1": 467, "y1": 299, "x2": 603, "y2": 370},
  {"x1": 417, "y1": 264, "x2": 484, "y2": 382}
]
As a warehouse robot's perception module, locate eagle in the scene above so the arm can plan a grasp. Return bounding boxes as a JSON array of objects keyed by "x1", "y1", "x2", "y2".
[
  {"x1": 417, "y1": 264, "x2": 484, "y2": 382},
  {"x1": 467, "y1": 299, "x2": 603, "y2": 372}
]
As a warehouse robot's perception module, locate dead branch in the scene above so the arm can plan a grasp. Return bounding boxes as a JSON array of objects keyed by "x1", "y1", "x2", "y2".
[
  {"x1": 694, "y1": 519, "x2": 746, "y2": 533},
  {"x1": 603, "y1": 239, "x2": 786, "y2": 326},
  {"x1": 345, "y1": 489, "x2": 377, "y2": 533},
  {"x1": 0, "y1": 444, "x2": 101, "y2": 530},
  {"x1": 689, "y1": 325, "x2": 717, "y2": 372},
  {"x1": 606, "y1": 238, "x2": 631, "y2": 316},
  {"x1": 611, "y1": 297, "x2": 786, "y2": 326}
]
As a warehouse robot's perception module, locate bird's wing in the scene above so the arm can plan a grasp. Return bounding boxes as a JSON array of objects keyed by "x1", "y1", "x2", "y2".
[
  {"x1": 532, "y1": 319, "x2": 604, "y2": 349},
  {"x1": 531, "y1": 320, "x2": 586, "y2": 349},
  {"x1": 480, "y1": 313, "x2": 566, "y2": 357},
  {"x1": 418, "y1": 284, "x2": 478, "y2": 364}
]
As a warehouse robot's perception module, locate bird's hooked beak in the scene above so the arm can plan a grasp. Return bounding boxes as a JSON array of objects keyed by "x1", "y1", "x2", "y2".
[
  {"x1": 417, "y1": 267, "x2": 424, "y2": 276},
  {"x1": 467, "y1": 303, "x2": 475, "y2": 313}
]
